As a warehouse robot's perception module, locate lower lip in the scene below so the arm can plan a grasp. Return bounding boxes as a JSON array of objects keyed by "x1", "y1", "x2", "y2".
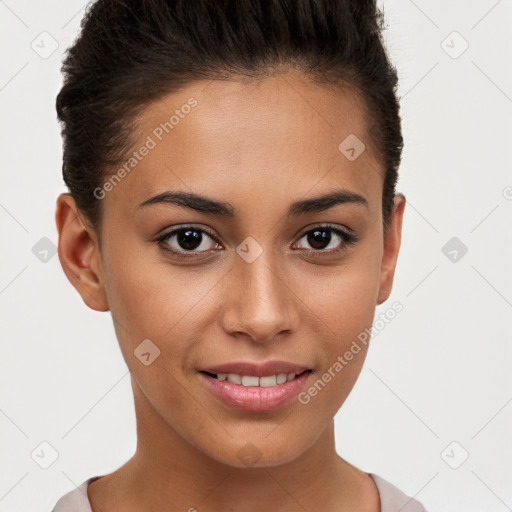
[{"x1": 199, "y1": 371, "x2": 312, "y2": 412}]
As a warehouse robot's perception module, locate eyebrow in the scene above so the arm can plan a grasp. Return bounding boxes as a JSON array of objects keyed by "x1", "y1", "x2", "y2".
[{"x1": 137, "y1": 188, "x2": 369, "y2": 217}]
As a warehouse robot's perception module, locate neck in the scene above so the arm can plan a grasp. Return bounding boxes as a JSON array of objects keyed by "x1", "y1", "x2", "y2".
[{"x1": 88, "y1": 377, "x2": 376, "y2": 512}]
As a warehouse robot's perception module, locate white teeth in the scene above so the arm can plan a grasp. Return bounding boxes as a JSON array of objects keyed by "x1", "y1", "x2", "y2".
[
  {"x1": 259, "y1": 375, "x2": 277, "y2": 387},
  {"x1": 227, "y1": 373, "x2": 242, "y2": 384},
  {"x1": 214, "y1": 371, "x2": 303, "y2": 386},
  {"x1": 241, "y1": 375, "x2": 259, "y2": 387}
]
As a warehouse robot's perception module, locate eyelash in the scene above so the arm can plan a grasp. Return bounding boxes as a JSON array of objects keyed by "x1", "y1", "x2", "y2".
[{"x1": 154, "y1": 223, "x2": 359, "y2": 260}]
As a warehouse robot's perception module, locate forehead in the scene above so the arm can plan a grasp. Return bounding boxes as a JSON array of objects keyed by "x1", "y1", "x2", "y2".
[{"x1": 104, "y1": 70, "x2": 383, "y2": 215}]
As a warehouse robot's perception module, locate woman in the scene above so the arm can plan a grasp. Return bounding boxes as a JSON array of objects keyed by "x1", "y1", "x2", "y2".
[{"x1": 52, "y1": 0, "x2": 427, "y2": 510}]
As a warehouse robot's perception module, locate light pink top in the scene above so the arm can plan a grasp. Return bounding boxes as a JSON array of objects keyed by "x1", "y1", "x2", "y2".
[{"x1": 52, "y1": 473, "x2": 428, "y2": 511}]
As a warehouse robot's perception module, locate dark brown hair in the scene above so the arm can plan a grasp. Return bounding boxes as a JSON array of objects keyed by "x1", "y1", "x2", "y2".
[{"x1": 56, "y1": 0, "x2": 403, "y2": 243}]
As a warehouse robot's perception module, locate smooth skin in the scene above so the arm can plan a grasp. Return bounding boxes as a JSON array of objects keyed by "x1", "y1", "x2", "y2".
[{"x1": 55, "y1": 69, "x2": 405, "y2": 512}]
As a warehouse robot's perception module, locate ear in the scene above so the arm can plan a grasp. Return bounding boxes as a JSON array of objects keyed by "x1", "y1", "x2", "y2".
[
  {"x1": 55, "y1": 193, "x2": 109, "y2": 312},
  {"x1": 377, "y1": 193, "x2": 406, "y2": 305}
]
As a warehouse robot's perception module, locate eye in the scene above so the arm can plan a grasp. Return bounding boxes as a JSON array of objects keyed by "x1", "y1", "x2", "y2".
[
  {"x1": 156, "y1": 225, "x2": 221, "y2": 258},
  {"x1": 155, "y1": 223, "x2": 358, "y2": 260},
  {"x1": 293, "y1": 224, "x2": 358, "y2": 256}
]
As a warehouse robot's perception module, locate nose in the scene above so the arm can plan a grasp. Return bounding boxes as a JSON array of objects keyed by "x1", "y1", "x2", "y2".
[{"x1": 220, "y1": 250, "x2": 300, "y2": 344}]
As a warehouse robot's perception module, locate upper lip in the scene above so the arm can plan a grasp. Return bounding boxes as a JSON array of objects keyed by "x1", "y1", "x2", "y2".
[{"x1": 200, "y1": 360, "x2": 311, "y2": 377}]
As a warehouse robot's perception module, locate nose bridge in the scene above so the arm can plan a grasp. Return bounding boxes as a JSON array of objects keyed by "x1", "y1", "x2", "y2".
[{"x1": 221, "y1": 244, "x2": 298, "y2": 342}]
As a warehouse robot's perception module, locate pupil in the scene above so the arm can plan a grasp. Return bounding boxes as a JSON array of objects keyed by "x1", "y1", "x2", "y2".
[
  {"x1": 177, "y1": 229, "x2": 202, "y2": 250},
  {"x1": 308, "y1": 229, "x2": 330, "y2": 249}
]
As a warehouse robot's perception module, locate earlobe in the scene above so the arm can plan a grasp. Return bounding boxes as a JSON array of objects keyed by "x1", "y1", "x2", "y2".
[
  {"x1": 55, "y1": 193, "x2": 109, "y2": 312},
  {"x1": 376, "y1": 193, "x2": 406, "y2": 305}
]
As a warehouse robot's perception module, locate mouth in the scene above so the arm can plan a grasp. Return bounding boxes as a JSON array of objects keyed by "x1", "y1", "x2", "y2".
[
  {"x1": 199, "y1": 369, "x2": 312, "y2": 388},
  {"x1": 198, "y1": 365, "x2": 313, "y2": 412}
]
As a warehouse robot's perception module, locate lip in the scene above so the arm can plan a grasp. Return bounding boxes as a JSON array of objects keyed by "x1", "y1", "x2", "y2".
[
  {"x1": 200, "y1": 360, "x2": 311, "y2": 377},
  {"x1": 198, "y1": 361, "x2": 312, "y2": 412}
]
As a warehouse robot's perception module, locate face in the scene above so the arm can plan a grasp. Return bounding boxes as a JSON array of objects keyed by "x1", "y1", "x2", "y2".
[{"x1": 56, "y1": 69, "x2": 405, "y2": 469}]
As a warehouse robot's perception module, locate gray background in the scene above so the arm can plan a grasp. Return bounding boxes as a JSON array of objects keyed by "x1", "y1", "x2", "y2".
[{"x1": 1, "y1": 1, "x2": 511, "y2": 510}]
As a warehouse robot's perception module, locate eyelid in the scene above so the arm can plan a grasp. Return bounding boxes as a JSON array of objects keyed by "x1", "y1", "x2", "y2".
[
  {"x1": 155, "y1": 224, "x2": 221, "y2": 248},
  {"x1": 294, "y1": 221, "x2": 356, "y2": 239}
]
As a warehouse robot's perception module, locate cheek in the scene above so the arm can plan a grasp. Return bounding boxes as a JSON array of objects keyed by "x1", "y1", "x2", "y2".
[
  {"x1": 103, "y1": 241, "x2": 203, "y2": 334},
  {"x1": 101, "y1": 243, "x2": 175, "y2": 352},
  {"x1": 298, "y1": 247, "x2": 381, "y2": 402},
  {"x1": 307, "y1": 257, "x2": 381, "y2": 341},
  {"x1": 297, "y1": 275, "x2": 376, "y2": 420},
  {"x1": 103, "y1": 253, "x2": 212, "y2": 422}
]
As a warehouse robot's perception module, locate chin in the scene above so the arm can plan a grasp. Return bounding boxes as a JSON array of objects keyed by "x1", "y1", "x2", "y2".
[{"x1": 199, "y1": 432, "x2": 312, "y2": 470}]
